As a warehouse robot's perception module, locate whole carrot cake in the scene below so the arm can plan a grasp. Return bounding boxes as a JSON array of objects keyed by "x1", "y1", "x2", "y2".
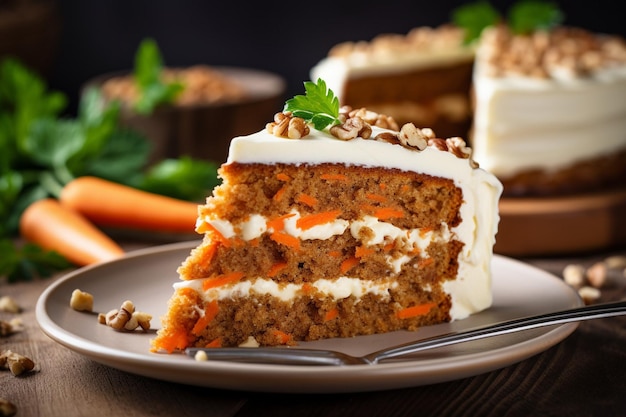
[{"x1": 151, "y1": 80, "x2": 502, "y2": 352}]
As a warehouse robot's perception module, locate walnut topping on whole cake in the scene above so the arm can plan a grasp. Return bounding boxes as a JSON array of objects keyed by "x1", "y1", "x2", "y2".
[
  {"x1": 481, "y1": 24, "x2": 626, "y2": 79},
  {"x1": 328, "y1": 25, "x2": 468, "y2": 58}
]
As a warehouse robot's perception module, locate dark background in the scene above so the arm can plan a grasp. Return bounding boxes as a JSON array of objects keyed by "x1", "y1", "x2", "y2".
[{"x1": 8, "y1": 0, "x2": 626, "y2": 115}]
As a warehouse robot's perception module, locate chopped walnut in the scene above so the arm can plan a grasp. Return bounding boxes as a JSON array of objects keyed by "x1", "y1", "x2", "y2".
[
  {"x1": 0, "y1": 398, "x2": 17, "y2": 417},
  {"x1": 481, "y1": 24, "x2": 626, "y2": 80},
  {"x1": 329, "y1": 116, "x2": 371, "y2": 140},
  {"x1": 0, "y1": 319, "x2": 23, "y2": 338},
  {"x1": 586, "y1": 262, "x2": 608, "y2": 288},
  {"x1": 70, "y1": 289, "x2": 94, "y2": 312},
  {"x1": 266, "y1": 112, "x2": 310, "y2": 139},
  {"x1": 0, "y1": 296, "x2": 21, "y2": 314},
  {"x1": 397, "y1": 123, "x2": 429, "y2": 150},
  {"x1": 342, "y1": 106, "x2": 399, "y2": 131},
  {"x1": 0, "y1": 350, "x2": 35, "y2": 376},
  {"x1": 102, "y1": 300, "x2": 152, "y2": 332}
]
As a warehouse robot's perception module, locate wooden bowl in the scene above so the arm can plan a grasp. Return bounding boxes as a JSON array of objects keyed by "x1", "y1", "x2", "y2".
[{"x1": 84, "y1": 67, "x2": 286, "y2": 164}]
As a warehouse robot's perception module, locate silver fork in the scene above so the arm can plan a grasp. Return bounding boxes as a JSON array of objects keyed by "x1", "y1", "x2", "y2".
[{"x1": 185, "y1": 300, "x2": 626, "y2": 366}]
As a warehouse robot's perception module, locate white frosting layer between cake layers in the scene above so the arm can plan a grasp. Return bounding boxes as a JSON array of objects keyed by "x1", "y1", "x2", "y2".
[
  {"x1": 215, "y1": 126, "x2": 502, "y2": 320},
  {"x1": 472, "y1": 56, "x2": 626, "y2": 178}
]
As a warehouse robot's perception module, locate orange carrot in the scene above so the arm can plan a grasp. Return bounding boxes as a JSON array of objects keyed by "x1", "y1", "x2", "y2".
[
  {"x1": 273, "y1": 186, "x2": 287, "y2": 201},
  {"x1": 272, "y1": 329, "x2": 292, "y2": 345},
  {"x1": 324, "y1": 308, "x2": 339, "y2": 322},
  {"x1": 417, "y1": 258, "x2": 434, "y2": 268},
  {"x1": 373, "y1": 207, "x2": 404, "y2": 220},
  {"x1": 266, "y1": 213, "x2": 295, "y2": 232},
  {"x1": 355, "y1": 246, "x2": 375, "y2": 258},
  {"x1": 296, "y1": 210, "x2": 342, "y2": 230},
  {"x1": 192, "y1": 300, "x2": 219, "y2": 335},
  {"x1": 197, "y1": 222, "x2": 231, "y2": 247},
  {"x1": 276, "y1": 173, "x2": 290, "y2": 181},
  {"x1": 202, "y1": 272, "x2": 245, "y2": 290},
  {"x1": 205, "y1": 338, "x2": 222, "y2": 348},
  {"x1": 19, "y1": 198, "x2": 124, "y2": 266},
  {"x1": 59, "y1": 176, "x2": 199, "y2": 234},
  {"x1": 366, "y1": 193, "x2": 387, "y2": 203},
  {"x1": 151, "y1": 327, "x2": 189, "y2": 353},
  {"x1": 340, "y1": 256, "x2": 359, "y2": 274},
  {"x1": 267, "y1": 261, "x2": 287, "y2": 277},
  {"x1": 302, "y1": 282, "x2": 314, "y2": 294},
  {"x1": 270, "y1": 232, "x2": 301, "y2": 250},
  {"x1": 396, "y1": 302, "x2": 436, "y2": 319},
  {"x1": 296, "y1": 193, "x2": 318, "y2": 207}
]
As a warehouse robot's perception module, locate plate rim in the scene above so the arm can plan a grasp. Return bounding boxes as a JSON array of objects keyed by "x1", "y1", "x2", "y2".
[{"x1": 35, "y1": 241, "x2": 582, "y2": 393}]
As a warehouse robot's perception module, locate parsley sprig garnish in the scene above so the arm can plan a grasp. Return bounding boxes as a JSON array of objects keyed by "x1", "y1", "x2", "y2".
[
  {"x1": 284, "y1": 79, "x2": 341, "y2": 131},
  {"x1": 452, "y1": 0, "x2": 564, "y2": 44}
]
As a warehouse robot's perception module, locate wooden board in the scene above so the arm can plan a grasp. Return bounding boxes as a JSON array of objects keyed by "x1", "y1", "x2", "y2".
[{"x1": 495, "y1": 187, "x2": 626, "y2": 257}]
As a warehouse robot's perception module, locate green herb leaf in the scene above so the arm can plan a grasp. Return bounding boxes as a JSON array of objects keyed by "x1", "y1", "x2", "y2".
[
  {"x1": 508, "y1": 0, "x2": 563, "y2": 34},
  {"x1": 284, "y1": 79, "x2": 341, "y2": 131},
  {"x1": 0, "y1": 239, "x2": 71, "y2": 282},
  {"x1": 139, "y1": 156, "x2": 220, "y2": 202},
  {"x1": 133, "y1": 38, "x2": 184, "y2": 114},
  {"x1": 452, "y1": 1, "x2": 500, "y2": 44}
]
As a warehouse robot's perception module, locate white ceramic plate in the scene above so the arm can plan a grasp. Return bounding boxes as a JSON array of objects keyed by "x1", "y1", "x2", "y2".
[{"x1": 36, "y1": 241, "x2": 582, "y2": 393}]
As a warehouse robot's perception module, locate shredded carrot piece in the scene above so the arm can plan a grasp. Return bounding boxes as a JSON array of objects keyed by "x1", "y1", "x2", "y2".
[
  {"x1": 324, "y1": 308, "x2": 339, "y2": 322},
  {"x1": 273, "y1": 186, "x2": 287, "y2": 201},
  {"x1": 418, "y1": 257, "x2": 434, "y2": 268},
  {"x1": 192, "y1": 300, "x2": 219, "y2": 335},
  {"x1": 373, "y1": 207, "x2": 404, "y2": 220},
  {"x1": 202, "y1": 272, "x2": 244, "y2": 291},
  {"x1": 328, "y1": 250, "x2": 342, "y2": 258},
  {"x1": 273, "y1": 329, "x2": 292, "y2": 345},
  {"x1": 200, "y1": 223, "x2": 231, "y2": 247},
  {"x1": 320, "y1": 173, "x2": 348, "y2": 181},
  {"x1": 419, "y1": 227, "x2": 434, "y2": 238},
  {"x1": 249, "y1": 237, "x2": 260, "y2": 247},
  {"x1": 205, "y1": 338, "x2": 222, "y2": 348},
  {"x1": 296, "y1": 210, "x2": 342, "y2": 230},
  {"x1": 340, "y1": 256, "x2": 359, "y2": 274},
  {"x1": 302, "y1": 282, "x2": 314, "y2": 294},
  {"x1": 396, "y1": 303, "x2": 436, "y2": 319},
  {"x1": 355, "y1": 246, "x2": 375, "y2": 258},
  {"x1": 177, "y1": 287, "x2": 198, "y2": 298},
  {"x1": 268, "y1": 261, "x2": 287, "y2": 277},
  {"x1": 296, "y1": 193, "x2": 318, "y2": 207},
  {"x1": 270, "y1": 232, "x2": 301, "y2": 250},
  {"x1": 401, "y1": 184, "x2": 411, "y2": 193},
  {"x1": 154, "y1": 328, "x2": 189, "y2": 353},
  {"x1": 266, "y1": 213, "x2": 296, "y2": 232},
  {"x1": 379, "y1": 183, "x2": 387, "y2": 190},
  {"x1": 360, "y1": 204, "x2": 404, "y2": 219},
  {"x1": 276, "y1": 173, "x2": 291, "y2": 181},
  {"x1": 366, "y1": 193, "x2": 387, "y2": 203},
  {"x1": 383, "y1": 242, "x2": 395, "y2": 252}
]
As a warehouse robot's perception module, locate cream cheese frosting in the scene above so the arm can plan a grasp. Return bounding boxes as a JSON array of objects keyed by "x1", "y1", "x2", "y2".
[
  {"x1": 181, "y1": 125, "x2": 503, "y2": 320},
  {"x1": 471, "y1": 26, "x2": 626, "y2": 179}
]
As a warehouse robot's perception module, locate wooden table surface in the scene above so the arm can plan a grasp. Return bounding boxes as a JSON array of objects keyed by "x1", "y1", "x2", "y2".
[{"x1": 2, "y1": 239, "x2": 625, "y2": 417}]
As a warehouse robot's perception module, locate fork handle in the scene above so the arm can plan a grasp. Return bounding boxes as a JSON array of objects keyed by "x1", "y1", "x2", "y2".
[{"x1": 366, "y1": 300, "x2": 626, "y2": 364}]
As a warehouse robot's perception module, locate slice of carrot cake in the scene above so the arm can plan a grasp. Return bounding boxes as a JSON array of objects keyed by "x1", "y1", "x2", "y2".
[{"x1": 152, "y1": 79, "x2": 502, "y2": 351}]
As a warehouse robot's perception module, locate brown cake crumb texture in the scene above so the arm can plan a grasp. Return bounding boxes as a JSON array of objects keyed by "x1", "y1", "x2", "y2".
[{"x1": 154, "y1": 161, "x2": 464, "y2": 350}]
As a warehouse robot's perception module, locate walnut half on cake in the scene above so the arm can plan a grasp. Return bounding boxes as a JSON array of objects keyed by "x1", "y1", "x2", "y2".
[{"x1": 151, "y1": 80, "x2": 502, "y2": 352}]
